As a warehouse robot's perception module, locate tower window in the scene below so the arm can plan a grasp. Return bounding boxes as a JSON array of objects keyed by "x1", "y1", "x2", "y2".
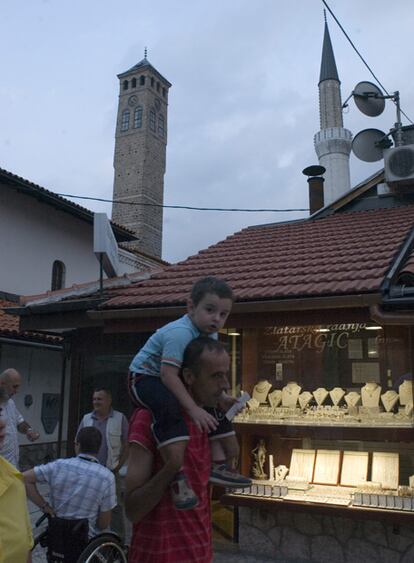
[
  {"x1": 123, "y1": 80, "x2": 129, "y2": 90},
  {"x1": 131, "y1": 77, "x2": 137, "y2": 88},
  {"x1": 149, "y1": 110, "x2": 156, "y2": 132},
  {"x1": 150, "y1": 77, "x2": 154, "y2": 88},
  {"x1": 134, "y1": 106, "x2": 143, "y2": 128},
  {"x1": 162, "y1": 87, "x2": 166, "y2": 98},
  {"x1": 158, "y1": 114, "x2": 165, "y2": 137},
  {"x1": 121, "y1": 109, "x2": 130, "y2": 132},
  {"x1": 51, "y1": 260, "x2": 66, "y2": 291},
  {"x1": 156, "y1": 82, "x2": 160, "y2": 92},
  {"x1": 140, "y1": 75, "x2": 145, "y2": 86}
]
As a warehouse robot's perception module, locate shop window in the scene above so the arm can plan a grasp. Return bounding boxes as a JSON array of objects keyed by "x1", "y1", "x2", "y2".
[
  {"x1": 51, "y1": 260, "x2": 66, "y2": 291},
  {"x1": 121, "y1": 109, "x2": 130, "y2": 132},
  {"x1": 123, "y1": 80, "x2": 129, "y2": 91},
  {"x1": 134, "y1": 106, "x2": 143, "y2": 129},
  {"x1": 158, "y1": 114, "x2": 165, "y2": 137},
  {"x1": 140, "y1": 75, "x2": 145, "y2": 86},
  {"x1": 131, "y1": 77, "x2": 137, "y2": 88},
  {"x1": 149, "y1": 110, "x2": 156, "y2": 132}
]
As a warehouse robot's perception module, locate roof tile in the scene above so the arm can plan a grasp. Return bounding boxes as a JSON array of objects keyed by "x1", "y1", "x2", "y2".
[{"x1": 101, "y1": 205, "x2": 414, "y2": 309}]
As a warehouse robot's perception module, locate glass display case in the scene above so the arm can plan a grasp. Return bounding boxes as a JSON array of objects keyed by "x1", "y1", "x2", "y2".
[{"x1": 225, "y1": 320, "x2": 414, "y2": 517}]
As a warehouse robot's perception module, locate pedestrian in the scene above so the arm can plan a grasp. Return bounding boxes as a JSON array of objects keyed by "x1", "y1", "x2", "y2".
[
  {"x1": 24, "y1": 427, "x2": 116, "y2": 560},
  {"x1": 126, "y1": 337, "x2": 232, "y2": 563},
  {"x1": 128, "y1": 276, "x2": 250, "y2": 510},
  {"x1": 77, "y1": 388, "x2": 128, "y2": 540},
  {"x1": 0, "y1": 368, "x2": 40, "y2": 468},
  {"x1": 0, "y1": 385, "x2": 33, "y2": 563}
]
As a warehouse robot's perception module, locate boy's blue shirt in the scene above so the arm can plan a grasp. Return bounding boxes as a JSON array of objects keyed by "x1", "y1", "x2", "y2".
[{"x1": 129, "y1": 313, "x2": 217, "y2": 376}]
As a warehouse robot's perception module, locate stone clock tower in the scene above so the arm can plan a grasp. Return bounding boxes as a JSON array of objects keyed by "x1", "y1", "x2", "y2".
[{"x1": 112, "y1": 55, "x2": 171, "y2": 258}]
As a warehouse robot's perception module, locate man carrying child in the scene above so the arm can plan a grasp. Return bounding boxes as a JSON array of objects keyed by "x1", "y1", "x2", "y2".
[{"x1": 128, "y1": 276, "x2": 250, "y2": 510}]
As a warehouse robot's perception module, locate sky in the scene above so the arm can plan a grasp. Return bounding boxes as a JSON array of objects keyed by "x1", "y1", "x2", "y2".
[{"x1": 1, "y1": 0, "x2": 414, "y2": 264}]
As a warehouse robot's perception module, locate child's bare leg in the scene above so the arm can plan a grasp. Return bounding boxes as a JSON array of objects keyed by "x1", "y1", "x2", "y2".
[
  {"x1": 159, "y1": 440, "x2": 198, "y2": 510},
  {"x1": 159, "y1": 440, "x2": 187, "y2": 472}
]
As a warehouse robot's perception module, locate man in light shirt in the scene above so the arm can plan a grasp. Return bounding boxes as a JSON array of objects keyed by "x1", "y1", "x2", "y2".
[{"x1": 0, "y1": 368, "x2": 40, "y2": 467}]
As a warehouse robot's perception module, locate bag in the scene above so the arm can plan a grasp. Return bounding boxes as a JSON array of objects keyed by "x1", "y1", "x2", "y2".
[{"x1": 47, "y1": 517, "x2": 89, "y2": 563}]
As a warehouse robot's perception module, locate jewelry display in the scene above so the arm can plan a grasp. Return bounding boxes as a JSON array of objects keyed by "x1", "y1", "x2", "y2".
[
  {"x1": 268, "y1": 455, "x2": 274, "y2": 481},
  {"x1": 344, "y1": 391, "x2": 361, "y2": 408},
  {"x1": 329, "y1": 387, "x2": 345, "y2": 406},
  {"x1": 371, "y1": 452, "x2": 399, "y2": 490},
  {"x1": 252, "y1": 380, "x2": 272, "y2": 404},
  {"x1": 361, "y1": 382, "x2": 382, "y2": 408},
  {"x1": 399, "y1": 380, "x2": 413, "y2": 406},
  {"x1": 247, "y1": 397, "x2": 260, "y2": 411},
  {"x1": 340, "y1": 451, "x2": 369, "y2": 487},
  {"x1": 381, "y1": 390, "x2": 399, "y2": 412},
  {"x1": 313, "y1": 387, "x2": 329, "y2": 406},
  {"x1": 298, "y1": 391, "x2": 313, "y2": 410},
  {"x1": 313, "y1": 450, "x2": 341, "y2": 485},
  {"x1": 251, "y1": 439, "x2": 267, "y2": 480},
  {"x1": 281, "y1": 382, "x2": 302, "y2": 408},
  {"x1": 274, "y1": 465, "x2": 289, "y2": 481},
  {"x1": 268, "y1": 389, "x2": 282, "y2": 408},
  {"x1": 289, "y1": 449, "x2": 315, "y2": 482}
]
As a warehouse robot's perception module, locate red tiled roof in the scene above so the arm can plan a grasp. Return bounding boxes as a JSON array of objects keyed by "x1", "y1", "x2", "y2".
[
  {"x1": 0, "y1": 300, "x2": 19, "y2": 331},
  {"x1": 0, "y1": 300, "x2": 62, "y2": 344},
  {"x1": 102, "y1": 205, "x2": 414, "y2": 309}
]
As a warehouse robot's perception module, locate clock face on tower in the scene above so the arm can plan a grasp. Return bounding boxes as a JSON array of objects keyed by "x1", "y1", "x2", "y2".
[{"x1": 128, "y1": 95, "x2": 138, "y2": 107}]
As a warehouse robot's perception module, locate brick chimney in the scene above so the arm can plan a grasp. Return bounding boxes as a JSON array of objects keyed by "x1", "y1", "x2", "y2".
[{"x1": 302, "y1": 165, "x2": 326, "y2": 215}]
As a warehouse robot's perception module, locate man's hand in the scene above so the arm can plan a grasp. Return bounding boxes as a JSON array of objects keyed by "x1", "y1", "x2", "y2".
[
  {"x1": 217, "y1": 392, "x2": 237, "y2": 412},
  {"x1": 187, "y1": 405, "x2": 218, "y2": 432},
  {"x1": 26, "y1": 429, "x2": 40, "y2": 442},
  {"x1": 42, "y1": 503, "x2": 55, "y2": 517}
]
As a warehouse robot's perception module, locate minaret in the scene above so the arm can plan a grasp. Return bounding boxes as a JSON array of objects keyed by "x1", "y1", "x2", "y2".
[
  {"x1": 314, "y1": 16, "x2": 352, "y2": 205},
  {"x1": 112, "y1": 52, "x2": 171, "y2": 258}
]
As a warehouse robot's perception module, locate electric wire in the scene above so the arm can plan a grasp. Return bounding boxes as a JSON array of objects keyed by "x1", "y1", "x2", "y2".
[
  {"x1": 56, "y1": 193, "x2": 309, "y2": 213},
  {"x1": 322, "y1": 0, "x2": 413, "y2": 125}
]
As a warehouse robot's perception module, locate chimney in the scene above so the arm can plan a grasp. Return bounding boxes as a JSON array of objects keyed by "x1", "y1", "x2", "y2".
[{"x1": 303, "y1": 165, "x2": 326, "y2": 215}]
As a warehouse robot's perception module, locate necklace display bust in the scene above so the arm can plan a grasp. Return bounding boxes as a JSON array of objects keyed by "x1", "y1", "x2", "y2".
[
  {"x1": 281, "y1": 382, "x2": 302, "y2": 407},
  {"x1": 252, "y1": 380, "x2": 272, "y2": 404},
  {"x1": 299, "y1": 391, "x2": 313, "y2": 410},
  {"x1": 313, "y1": 388, "x2": 329, "y2": 406},
  {"x1": 329, "y1": 387, "x2": 345, "y2": 406},
  {"x1": 399, "y1": 380, "x2": 413, "y2": 406},
  {"x1": 344, "y1": 391, "x2": 361, "y2": 408},
  {"x1": 268, "y1": 389, "x2": 282, "y2": 408},
  {"x1": 361, "y1": 382, "x2": 382, "y2": 408},
  {"x1": 381, "y1": 390, "x2": 399, "y2": 412}
]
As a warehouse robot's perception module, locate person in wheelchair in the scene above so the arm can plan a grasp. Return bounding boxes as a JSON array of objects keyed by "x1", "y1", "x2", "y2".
[{"x1": 24, "y1": 427, "x2": 116, "y2": 561}]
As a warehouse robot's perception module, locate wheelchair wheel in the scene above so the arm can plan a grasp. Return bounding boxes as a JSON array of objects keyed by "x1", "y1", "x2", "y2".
[{"x1": 76, "y1": 533, "x2": 127, "y2": 563}]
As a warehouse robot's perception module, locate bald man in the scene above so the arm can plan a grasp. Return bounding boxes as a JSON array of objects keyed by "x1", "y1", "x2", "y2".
[{"x1": 0, "y1": 368, "x2": 39, "y2": 467}]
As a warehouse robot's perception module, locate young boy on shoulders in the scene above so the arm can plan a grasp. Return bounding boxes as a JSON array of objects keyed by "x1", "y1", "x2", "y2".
[{"x1": 128, "y1": 276, "x2": 250, "y2": 510}]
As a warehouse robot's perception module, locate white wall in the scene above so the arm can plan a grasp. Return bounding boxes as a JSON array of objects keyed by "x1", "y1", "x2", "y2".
[
  {"x1": 0, "y1": 187, "x2": 117, "y2": 295},
  {"x1": 0, "y1": 339, "x2": 70, "y2": 444}
]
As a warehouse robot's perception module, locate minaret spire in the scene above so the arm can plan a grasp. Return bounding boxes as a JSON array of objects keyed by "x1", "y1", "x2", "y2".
[{"x1": 314, "y1": 16, "x2": 352, "y2": 206}]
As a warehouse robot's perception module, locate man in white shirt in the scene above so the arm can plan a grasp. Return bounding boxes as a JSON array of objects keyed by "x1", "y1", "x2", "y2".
[
  {"x1": 24, "y1": 426, "x2": 116, "y2": 538},
  {"x1": 0, "y1": 368, "x2": 39, "y2": 467}
]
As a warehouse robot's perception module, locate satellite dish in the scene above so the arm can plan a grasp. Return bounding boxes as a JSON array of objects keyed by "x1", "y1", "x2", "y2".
[
  {"x1": 352, "y1": 128, "x2": 386, "y2": 162},
  {"x1": 353, "y1": 81, "x2": 385, "y2": 117}
]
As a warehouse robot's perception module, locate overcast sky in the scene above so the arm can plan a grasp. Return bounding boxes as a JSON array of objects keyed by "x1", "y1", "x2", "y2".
[{"x1": 1, "y1": 1, "x2": 413, "y2": 263}]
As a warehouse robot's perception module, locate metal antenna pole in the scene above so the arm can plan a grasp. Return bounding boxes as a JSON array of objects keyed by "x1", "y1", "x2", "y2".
[{"x1": 394, "y1": 91, "x2": 403, "y2": 147}]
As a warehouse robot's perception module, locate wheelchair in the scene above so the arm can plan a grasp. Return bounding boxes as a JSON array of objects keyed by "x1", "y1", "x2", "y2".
[{"x1": 33, "y1": 513, "x2": 127, "y2": 563}]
